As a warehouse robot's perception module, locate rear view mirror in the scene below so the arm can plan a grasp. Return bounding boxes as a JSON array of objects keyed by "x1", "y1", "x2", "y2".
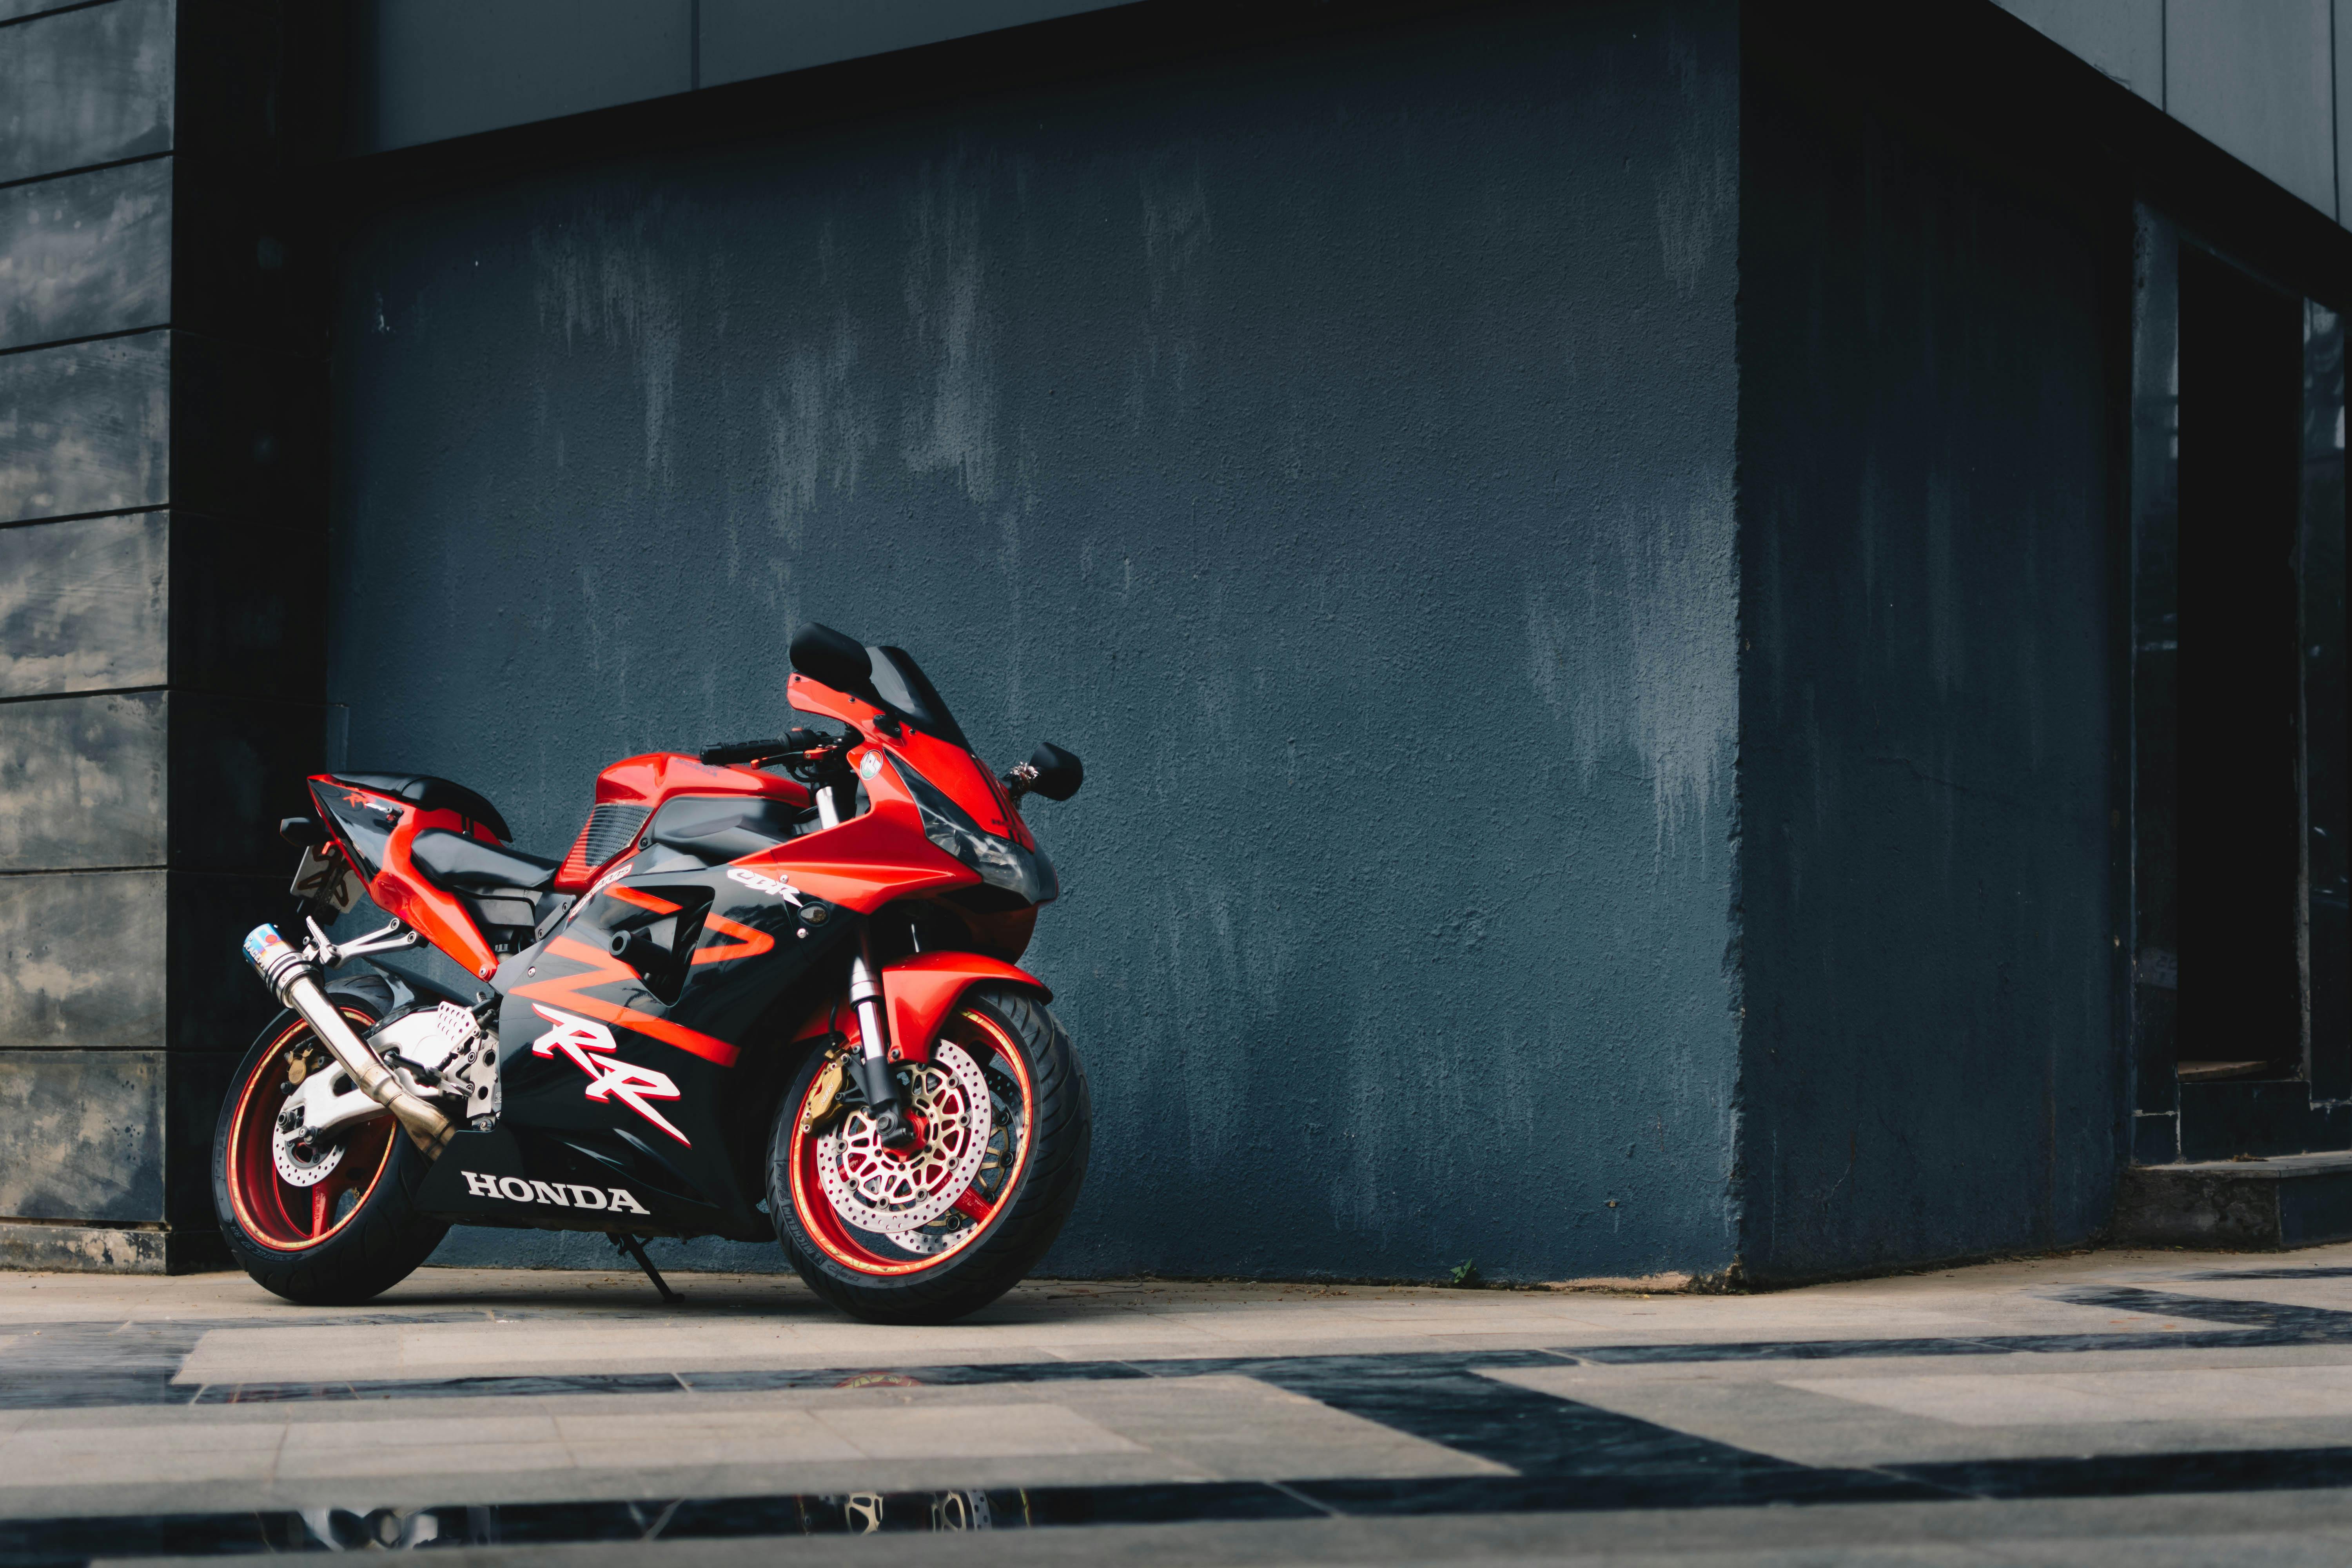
[
  {"x1": 790, "y1": 623, "x2": 875, "y2": 699},
  {"x1": 1025, "y1": 742, "x2": 1083, "y2": 802}
]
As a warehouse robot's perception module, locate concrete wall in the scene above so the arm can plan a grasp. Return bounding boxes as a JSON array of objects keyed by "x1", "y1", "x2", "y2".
[
  {"x1": 1732, "y1": 47, "x2": 2121, "y2": 1279},
  {"x1": 0, "y1": 0, "x2": 324, "y2": 1272},
  {"x1": 329, "y1": 0, "x2": 1745, "y2": 1283}
]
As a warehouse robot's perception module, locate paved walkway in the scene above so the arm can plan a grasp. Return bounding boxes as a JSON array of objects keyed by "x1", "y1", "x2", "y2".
[{"x1": 1, "y1": 1245, "x2": 2349, "y2": 1564}]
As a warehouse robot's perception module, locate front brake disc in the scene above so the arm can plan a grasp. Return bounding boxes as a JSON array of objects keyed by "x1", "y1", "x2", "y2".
[{"x1": 817, "y1": 1042, "x2": 992, "y2": 1234}]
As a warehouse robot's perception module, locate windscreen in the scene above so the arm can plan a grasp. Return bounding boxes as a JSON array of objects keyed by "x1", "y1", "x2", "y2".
[{"x1": 865, "y1": 646, "x2": 971, "y2": 751}]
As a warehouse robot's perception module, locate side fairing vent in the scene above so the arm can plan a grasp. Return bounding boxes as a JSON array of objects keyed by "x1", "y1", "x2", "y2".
[{"x1": 555, "y1": 804, "x2": 652, "y2": 890}]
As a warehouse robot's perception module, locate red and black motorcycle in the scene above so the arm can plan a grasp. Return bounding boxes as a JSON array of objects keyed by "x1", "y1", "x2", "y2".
[{"x1": 214, "y1": 625, "x2": 1090, "y2": 1324}]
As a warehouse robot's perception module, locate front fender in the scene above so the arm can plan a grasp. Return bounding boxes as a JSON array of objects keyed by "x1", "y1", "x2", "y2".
[{"x1": 882, "y1": 951, "x2": 1051, "y2": 1063}]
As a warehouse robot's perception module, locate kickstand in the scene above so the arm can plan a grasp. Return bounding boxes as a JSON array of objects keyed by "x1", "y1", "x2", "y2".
[{"x1": 612, "y1": 1232, "x2": 681, "y2": 1305}]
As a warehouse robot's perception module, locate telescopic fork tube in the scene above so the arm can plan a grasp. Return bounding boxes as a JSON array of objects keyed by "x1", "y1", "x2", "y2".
[
  {"x1": 242, "y1": 925, "x2": 455, "y2": 1156},
  {"x1": 814, "y1": 772, "x2": 912, "y2": 1145},
  {"x1": 813, "y1": 774, "x2": 895, "y2": 1068}
]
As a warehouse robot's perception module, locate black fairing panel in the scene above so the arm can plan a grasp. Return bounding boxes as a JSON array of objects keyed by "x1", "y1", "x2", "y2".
[
  {"x1": 484, "y1": 859, "x2": 847, "y2": 1240},
  {"x1": 310, "y1": 780, "x2": 398, "y2": 879},
  {"x1": 414, "y1": 1126, "x2": 768, "y2": 1238},
  {"x1": 649, "y1": 794, "x2": 811, "y2": 862},
  {"x1": 411, "y1": 829, "x2": 559, "y2": 893}
]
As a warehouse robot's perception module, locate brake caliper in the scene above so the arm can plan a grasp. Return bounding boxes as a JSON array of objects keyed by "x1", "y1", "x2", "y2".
[{"x1": 801, "y1": 1048, "x2": 849, "y2": 1136}]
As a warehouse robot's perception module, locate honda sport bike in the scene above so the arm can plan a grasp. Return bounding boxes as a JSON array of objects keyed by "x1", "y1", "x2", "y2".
[{"x1": 214, "y1": 625, "x2": 1090, "y2": 1324}]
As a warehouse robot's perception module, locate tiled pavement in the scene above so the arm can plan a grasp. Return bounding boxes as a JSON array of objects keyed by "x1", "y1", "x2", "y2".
[{"x1": 1, "y1": 1247, "x2": 2350, "y2": 1564}]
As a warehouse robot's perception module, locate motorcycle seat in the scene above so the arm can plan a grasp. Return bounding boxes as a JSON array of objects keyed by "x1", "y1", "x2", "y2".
[
  {"x1": 332, "y1": 772, "x2": 514, "y2": 842},
  {"x1": 408, "y1": 829, "x2": 559, "y2": 895}
]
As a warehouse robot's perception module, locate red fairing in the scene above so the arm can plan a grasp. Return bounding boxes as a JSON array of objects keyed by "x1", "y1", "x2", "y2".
[
  {"x1": 783, "y1": 674, "x2": 1035, "y2": 851},
  {"x1": 309, "y1": 778, "x2": 502, "y2": 980},
  {"x1": 789, "y1": 952, "x2": 1051, "y2": 1065},
  {"x1": 553, "y1": 752, "x2": 811, "y2": 893},
  {"x1": 731, "y1": 733, "x2": 980, "y2": 915}
]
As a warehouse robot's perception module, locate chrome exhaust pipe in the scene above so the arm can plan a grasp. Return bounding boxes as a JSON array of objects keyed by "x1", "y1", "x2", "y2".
[{"x1": 242, "y1": 924, "x2": 455, "y2": 1157}]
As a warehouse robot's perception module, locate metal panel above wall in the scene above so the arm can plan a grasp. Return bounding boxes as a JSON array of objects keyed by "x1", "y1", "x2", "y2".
[
  {"x1": 2338, "y1": 0, "x2": 2350, "y2": 223},
  {"x1": 347, "y1": 0, "x2": 692, "y2": 154},
  {"x1": 1993, "y1": 0, "x2": 2161, "y2": 104},
  {"x1": 344, "y1": 0, "x2": 1139, "y2": 153},
  {"x1": 0, "y1": 0, "x2": 174, "y2": 183},
  {"x1": 697, "y1": 0, "x2": 1128, "y2": 90},
  {"x1": 2165, "y1": 0, "x2": 2339, "y2": 219},
  {"x1": 0, "y1": 159, "x2": 172, "y2": 352}
]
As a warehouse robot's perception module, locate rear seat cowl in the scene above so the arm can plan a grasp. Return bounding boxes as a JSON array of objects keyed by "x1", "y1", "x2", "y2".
[{"x1": 332, "y1": 773, "x2": 514, "y2": 843}]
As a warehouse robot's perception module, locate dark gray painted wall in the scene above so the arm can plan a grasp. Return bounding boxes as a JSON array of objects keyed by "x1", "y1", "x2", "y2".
[
  {"x1": 1732, "y1": 58, "x2": 2119, "y2": 1279},
  {"x1": 330, "y1": 0, "x2": 1743, "y2": 1282}
]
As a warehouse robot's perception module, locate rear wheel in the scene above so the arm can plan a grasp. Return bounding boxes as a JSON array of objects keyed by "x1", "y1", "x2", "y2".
[
  {"x1": 212, "y1": 984, "x2": 448, "y2": 1305},
  {"x1": 771, "y1": 984, "x2": 1089, "y2": 1324}
]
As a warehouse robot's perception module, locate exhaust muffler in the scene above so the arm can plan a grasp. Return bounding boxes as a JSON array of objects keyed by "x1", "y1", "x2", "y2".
[{"x1": 242, "y1": 924, "x2": 455, "y2": 1157}]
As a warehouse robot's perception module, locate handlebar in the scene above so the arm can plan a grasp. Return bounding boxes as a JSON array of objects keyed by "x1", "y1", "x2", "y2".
[
  {"x1": 699, "y1": 727, "x2": 850, "y2": 770},
  {"x1": 699, "y1": 737, "x2": 799, "y2": 766}
]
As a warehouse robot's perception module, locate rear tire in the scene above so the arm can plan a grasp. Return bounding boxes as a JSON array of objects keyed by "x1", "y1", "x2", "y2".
[
  {"x1": 771, "y1": 984, "x2": 1090, "y2": 1325},
  {"x1": 212, "y1": 981, "x2": 449, "y2": 1305}
]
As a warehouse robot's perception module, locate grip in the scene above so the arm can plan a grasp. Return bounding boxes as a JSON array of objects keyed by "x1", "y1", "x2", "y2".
[{"x1": 699, "y1": 738, "x2": 797, "y2": 766}]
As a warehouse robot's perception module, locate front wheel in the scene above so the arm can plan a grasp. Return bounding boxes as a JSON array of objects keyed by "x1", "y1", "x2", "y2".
[
  {"x1": 212, "y1": 982, "x2": 449, "y2": 1305},
  {"x1": 771, "y1": 984, "x2": 1090, "y2": 1324}
]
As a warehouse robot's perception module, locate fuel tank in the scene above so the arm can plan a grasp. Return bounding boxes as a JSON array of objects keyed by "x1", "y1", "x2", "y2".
[{"x1": 552, "y1": 753, "x2": 813, "y2": 893}]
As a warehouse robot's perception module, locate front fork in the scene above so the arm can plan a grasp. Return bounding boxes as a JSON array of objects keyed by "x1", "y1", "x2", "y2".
[{"x1": 818, "y1": 776, "x2": 916, "y2": 1149}]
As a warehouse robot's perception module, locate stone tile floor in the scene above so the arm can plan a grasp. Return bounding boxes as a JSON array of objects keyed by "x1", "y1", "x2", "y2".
[{"x1": 0, "y1": 1244, "x2": 2348, "y2": 1564}]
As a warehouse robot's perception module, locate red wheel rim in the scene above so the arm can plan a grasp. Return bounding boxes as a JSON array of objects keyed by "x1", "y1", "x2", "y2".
[
  {"x1": 224, "y1": 1013, "x2": 399, "y2": 1251},
  {"x1": 790, "y1": 1008, "x2": 1035, "y2": 1276}
]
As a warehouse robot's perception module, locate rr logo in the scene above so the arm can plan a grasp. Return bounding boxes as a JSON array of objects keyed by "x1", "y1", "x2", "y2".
[{"x1": 530, "y1": 1004, "x2": 691, "y2": 1146}]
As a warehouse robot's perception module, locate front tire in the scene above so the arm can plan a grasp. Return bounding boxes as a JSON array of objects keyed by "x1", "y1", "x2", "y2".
[
  {"x1": 212, "y1": 982, "x2": 449, "y2": 1305},
  {"x1": 771, "y1": 984, "x2": 1090, "y2": 1324}
]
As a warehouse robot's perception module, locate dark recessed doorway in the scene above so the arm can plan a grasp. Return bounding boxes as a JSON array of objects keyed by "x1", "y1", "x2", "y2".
[
  {"x1": 2172, "y1": 246, "x2": 2303, "y2": 1082},
  {"x1": 2131, "y1": 211, "x2": 2348, "y2": 1160}
]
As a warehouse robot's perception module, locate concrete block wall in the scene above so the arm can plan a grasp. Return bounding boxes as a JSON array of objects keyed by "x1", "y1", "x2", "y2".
[{"x1": 0, "y1": 0, "x2": 324, "y2": 1271}]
